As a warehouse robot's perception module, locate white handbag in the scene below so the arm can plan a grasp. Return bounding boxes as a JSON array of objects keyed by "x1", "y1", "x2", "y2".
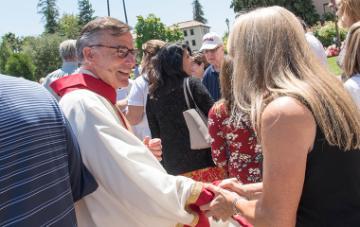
[{"x1": 182, "y1": 78, "x2": 211, "y2": 150}]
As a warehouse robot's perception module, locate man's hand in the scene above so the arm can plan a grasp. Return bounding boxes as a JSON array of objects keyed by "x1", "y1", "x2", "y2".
[
  {"x1": 200, "y1": 184, "x2": 244, "y2": 221},
  {"x1": 143, "y1": 136, "x2": 162, "y2": 161}
]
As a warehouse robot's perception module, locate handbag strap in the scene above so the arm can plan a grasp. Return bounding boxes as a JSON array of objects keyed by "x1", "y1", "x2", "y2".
[
  {"x1": 183, "y1": 78, "x2": 203, "y2": 112},
  {"x1": 183, "y1": 78, "x2": 191, "y2": 109}
]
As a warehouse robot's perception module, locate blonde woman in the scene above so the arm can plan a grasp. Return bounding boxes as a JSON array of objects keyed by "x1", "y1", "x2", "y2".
[
  {"x1": 126, "y1": 39, "x2": 166, "y2": 140},
  {"x1": 336, "y1": 0, "x2": 360, "y2": 67},
  {"x1": 343, "y1": 21, "x2": 360, "y2": 108},
  {"x1": 201, "y1": 6, "x2": 360, "y2": 227}
]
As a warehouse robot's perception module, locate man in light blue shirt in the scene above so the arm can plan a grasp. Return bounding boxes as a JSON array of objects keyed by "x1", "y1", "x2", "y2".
[{"x1": 42, "y1": 39, "x2": 78, "y2": 99}]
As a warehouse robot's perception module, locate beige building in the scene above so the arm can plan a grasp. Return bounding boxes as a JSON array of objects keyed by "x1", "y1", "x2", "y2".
[{"x1": 173, "y1": 20, "x2": 210, "y2": 52}]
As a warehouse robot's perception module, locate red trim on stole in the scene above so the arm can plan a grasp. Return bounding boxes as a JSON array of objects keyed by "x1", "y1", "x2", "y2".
[
  {"x1": 50, "y1": 73, "x2": 117, "y2": 104},
  {"x1": 186, "y1": 183, "x2": 252, "y2": 227},
  {"x1": 50, "y1": 73, "x2": 130, "y2": 130}
]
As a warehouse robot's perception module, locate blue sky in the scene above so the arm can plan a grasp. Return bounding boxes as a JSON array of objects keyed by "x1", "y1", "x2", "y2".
[{"x1": 0, "y1": 0, "x2": 236, "y2": 37}]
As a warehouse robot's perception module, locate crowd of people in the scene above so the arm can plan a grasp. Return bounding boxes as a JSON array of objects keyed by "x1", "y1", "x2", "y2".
[{"x1": 2, "y1": 0, "x2": 360, "y2": 226}]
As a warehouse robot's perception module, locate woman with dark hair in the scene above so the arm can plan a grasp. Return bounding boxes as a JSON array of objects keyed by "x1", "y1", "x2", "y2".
[{"x1": 146, "y1": 43, "x2": 226, "y2": 182}]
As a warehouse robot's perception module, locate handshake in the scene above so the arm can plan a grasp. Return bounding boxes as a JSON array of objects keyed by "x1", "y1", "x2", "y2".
[{"x1": 200, "y1": 178, "x2": 262, "y2": 224}]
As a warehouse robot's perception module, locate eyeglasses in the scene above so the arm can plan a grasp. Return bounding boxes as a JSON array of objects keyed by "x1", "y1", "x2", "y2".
[{"x1": 89, "y1": 44, "x2": 138, "y2": 58}]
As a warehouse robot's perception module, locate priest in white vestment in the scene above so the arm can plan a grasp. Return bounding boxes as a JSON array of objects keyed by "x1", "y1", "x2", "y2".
[{"x1": 51, "y1": 17, "x2": 244, "y2": 227}]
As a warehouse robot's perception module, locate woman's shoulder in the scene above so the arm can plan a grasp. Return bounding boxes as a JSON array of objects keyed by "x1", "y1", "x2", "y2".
[
  {"x1": 262, "y1": 96, "x2": 316, "y2": 133},
  {"x1": 188, "y1": 77, "x2": 211, "y2": 95}
]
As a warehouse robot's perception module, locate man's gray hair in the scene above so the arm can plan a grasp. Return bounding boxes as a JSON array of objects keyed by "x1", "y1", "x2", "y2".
[
  {"x1": 59, "y1": 39, "x2": 77, "y2": 61},
  {"x1": 76, "y1": 17, "x2": 131, "y2": 62}
]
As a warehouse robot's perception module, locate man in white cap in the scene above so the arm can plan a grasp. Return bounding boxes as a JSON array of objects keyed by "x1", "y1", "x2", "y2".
[{"x1": 200, "y1": 32, "x2": 225, "y2": 101}]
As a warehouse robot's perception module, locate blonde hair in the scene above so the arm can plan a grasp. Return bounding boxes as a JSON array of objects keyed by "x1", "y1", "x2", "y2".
[
  {"x1": 338, "y1": 0, "x2": 360, "y2": 27},
  {"x1": 141, "y1": 39, "x2": 166, "y2": 73},
  {"x1": 213, "y1": 55, "x2": 234, "y2": 114},
  {"x1": 343, "y1": 21, "x2": 360, "y2": 77},
  {"x1": 228, "y1": 6, "x2": 360, "y2": 150}
]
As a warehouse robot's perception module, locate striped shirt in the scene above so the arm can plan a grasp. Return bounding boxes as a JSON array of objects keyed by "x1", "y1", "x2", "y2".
[{"x1": 0, "y1": 75, "x2": 97, "y2": 227}]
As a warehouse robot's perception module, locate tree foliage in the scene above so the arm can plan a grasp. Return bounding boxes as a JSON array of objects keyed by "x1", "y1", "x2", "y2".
[
  {"x1": 192, "y1": 0, "x2": 207, "y2": 24},
  {"x1": 0, "y1": 33, "x2": 24, "y2": 73},
  {"x1": 58, "y1": 14, "x2": 81, "y2": 39},
  {"x1": 2, "y1": 33, "x2": 23, "y2": 53},
  {"x1": 37, "y1": 0, "x2": 59, "y2": 34},
  {"x1": 134, "y1": 14, "x2": 183, "y2": 57},
  {"x1": 22, "y1": 34, "x2": 63, "y2": 81},
  {"x1": 230, "y1": 0, "x2": 320, "y2": 25},
  {"x1": 78, "y1": 0, "x2": 95, "y2": 27},
  {"x1": 0, "y1": 41, "x2": 13, "y2": 73},
  {"x1": 4, "y1": 53, "x2": 35, "y2": 80},
  {"x1": 313, "y1": 21, "x2": 347, "y2": 47}
]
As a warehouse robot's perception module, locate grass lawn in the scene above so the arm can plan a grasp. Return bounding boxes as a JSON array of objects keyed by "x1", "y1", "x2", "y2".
[{"x1": 327, "y1": 56, "x2": 343, "y2": 76}]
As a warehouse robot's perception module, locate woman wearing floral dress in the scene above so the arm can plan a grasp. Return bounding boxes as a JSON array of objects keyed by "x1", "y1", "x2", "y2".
[{"x1": 208, "y1": 56, "x2": 262, "y2": 184}]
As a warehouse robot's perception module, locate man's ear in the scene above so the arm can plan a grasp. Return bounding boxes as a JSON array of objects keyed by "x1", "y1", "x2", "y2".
[{"x1": 83, "y1": 47, "x2": 94, "y2": 62}]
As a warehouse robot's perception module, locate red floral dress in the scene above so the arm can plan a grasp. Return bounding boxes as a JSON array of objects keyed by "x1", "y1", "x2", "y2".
[{"x1": 208, "y1": 103, "x2": 263, "y2": 183}]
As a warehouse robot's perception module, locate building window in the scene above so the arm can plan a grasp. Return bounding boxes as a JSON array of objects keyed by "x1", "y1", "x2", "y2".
[
  {"x1": 183, "y1": 30, "x2": 188, "y2": 37},
  {"x1": 186, "y1": 41, "x2": 189, "y2": 45},
  {"x1": 190, "y1": 29, "x2": 194, "y2": 35},
  {"x1": 192, "y1": 40, "x2": 196, "y2": 46}
]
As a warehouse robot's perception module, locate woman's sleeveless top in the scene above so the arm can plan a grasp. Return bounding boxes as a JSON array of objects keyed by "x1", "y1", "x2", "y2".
[{"x1": 296, "y1": 127, "x2": 360, "y2": 227}]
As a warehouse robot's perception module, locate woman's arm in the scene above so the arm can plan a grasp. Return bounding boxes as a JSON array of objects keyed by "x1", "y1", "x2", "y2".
[
  {"x1": 203, "y1": 97, "x2": 316, "y2": 227},
  {"x1": 208, "y1": 106, "x2": 228, "y2": 169},
  {"x1": 126, "y1": 105, "x2": 144, "y2": 125},
  {"x1": 126, "y1": 78, "x2": 146, "y2": 125}
]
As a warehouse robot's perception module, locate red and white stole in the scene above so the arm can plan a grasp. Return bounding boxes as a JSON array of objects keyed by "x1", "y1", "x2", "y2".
[{"x1": 50, "y1": 73, "x2": 131, "y2": 131}]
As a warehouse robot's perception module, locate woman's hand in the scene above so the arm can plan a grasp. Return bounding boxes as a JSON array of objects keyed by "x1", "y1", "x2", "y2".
[
  {"x1": 143, "y1": 136, "x2": 162, "y2": 161},
  {"x1": 219, "y1": 178, "x2": 263, "y2": 200},
  {"x1": 200, "y1": 184, "x2": 245, "y2": 221}
]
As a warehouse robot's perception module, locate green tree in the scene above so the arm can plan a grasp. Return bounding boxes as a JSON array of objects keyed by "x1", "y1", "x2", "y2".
[
  {"x1": 192, "y1": 0, "x2": 207, "y2": 24},
  {"x1": 58, "y1": 14, "x2": 81, "y2": 39},
  {"x1": 22, "y1": 34, "x2": 63, "y2": 81},
  {"x1": 230, "y1": 0, "x2": 319, "y2": 25},
  {"x1": 0, "y1": 41, "x2": 13, "y2": 73},
  {"x1": 230, "y1": 0, "x2": 271, "y2": 12},
  {"x1": 78, "y1": 0, "x2": 95, "y2": 27},
  {"x1": 2, "y1": 33, "x2": 23, "y2": 53},
  {"x1": 37, "y1": 0, "x2": 59, "y2": 34},
  {"x1": 4, "y1": 53, "x2": 35, "y2": 80},
  {"x1": 134, "y1": 14, "x2": 183, "y2": 57},
  {"x1": 285, "y1": 0, "x2": 320, "y2": 25}
]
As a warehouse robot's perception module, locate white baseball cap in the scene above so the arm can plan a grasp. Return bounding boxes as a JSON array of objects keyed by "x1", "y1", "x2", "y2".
[{"x1": 200, "y1": 32, "x2": 223, "y2": 51}]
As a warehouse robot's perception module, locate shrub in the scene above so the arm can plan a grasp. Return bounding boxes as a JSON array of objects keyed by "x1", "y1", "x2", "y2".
[
  {"x1": 22, "y1": 34, "x2": 63, "y2": 81},
  {"x1": 312, "y1": 21, "x2": 347, "y2": 47},
  {"x1": 321, "y1": 12, "x2": 336, "y2": 22},
  {"x1": 4, "y1": 53, "x2": 36, "y2": 80}
]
